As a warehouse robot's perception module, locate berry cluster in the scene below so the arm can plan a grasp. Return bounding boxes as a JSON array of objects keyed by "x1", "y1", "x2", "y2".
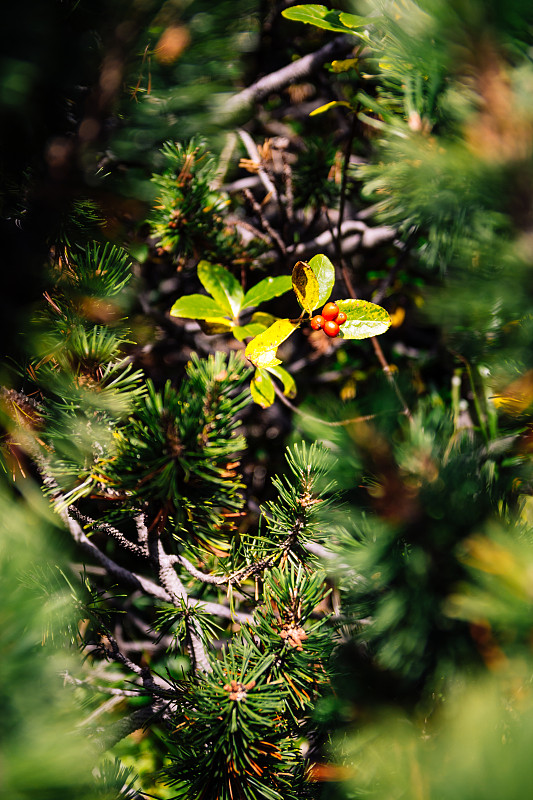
[{"x1": 310, "y1": 302, "x2": 347, "y2": 338}]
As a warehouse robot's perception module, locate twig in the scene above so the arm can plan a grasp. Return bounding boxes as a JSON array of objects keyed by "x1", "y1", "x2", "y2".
[
  {"x1": 282, "y1": 152, "x2": 295, "y2": 224},
  {"x1": 337, "y1": 112, "x2": 358, "y2": 247},
  {"x1": 213, "y1": 131, "x2": 238, "y2": 189},
  {"x1": 63, "y1": 505, "x2": 249, "y2": 621},
  {"x1": 62, "y1": 671, "x2": 145, "y2": 698},
  {"x1": 90, "y1": 704, "x2": 165, "y2": 750},
  {"x1": 148, "y1": 531, "x2": 212, "y2": 673},
  {"x1": 291, "y1": 219, "x2": 396, "y2": 259},
  {"x1": 71, "y1": 508, "x2": 148, "y2": 558},
  {"x1": 225, "y1": 35, "x2": 355, "y2": 117},
  {"x1": 238, "y1": 129, "x2": 277, "y2": 198},
  {"x1": 243, "y1": 188, "x2": 287, "y2": 256},
  {"x1": 370, "y1": 336, "x2": 412, "y2": 422},
  {"x1": 60, "y1": 505, "x2": 171, "y2": 602},
  {"x1": 169, "y1": 553, "x2": 229, "y2": 585},
  {"x1": 271, "y1": 380, "x2": 385, "y2": 427}
]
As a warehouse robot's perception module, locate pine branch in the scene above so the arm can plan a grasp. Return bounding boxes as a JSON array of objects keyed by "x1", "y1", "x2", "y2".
[
  {"x1": 72, "y1": 509, "x2": 149, "y2": 558},
  {"x1": 148, "y1": 530, "x2": 212, "y2": 673}
]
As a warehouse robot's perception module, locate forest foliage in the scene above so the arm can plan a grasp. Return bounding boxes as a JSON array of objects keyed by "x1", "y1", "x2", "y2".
[{"x1": 3, "y1": 1, "x2": 533, "y2": 799}]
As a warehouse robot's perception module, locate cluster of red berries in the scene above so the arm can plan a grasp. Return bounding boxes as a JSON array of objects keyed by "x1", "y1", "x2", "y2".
[{"x1": 310, "y1": 302, "x2": 347, "y2": 338}]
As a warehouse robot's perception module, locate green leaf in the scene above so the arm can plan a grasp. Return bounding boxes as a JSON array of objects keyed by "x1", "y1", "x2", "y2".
[
  {"x1": 197, "y1": 260, "x2": 244, "y2": 317},
  {"x1": 281, "y1": 4, "x2": 366, "y2": 34},
  {"x1": 170, "y1": 294, "x2": 228, "y2": 320},
  {"x1": 198, "y1": 317, "x2": 234, "y2": 335},
  {"x1": 233, "y1": 323, "x2": 267, "y2": 342},
  {"x1": 339, "y1": 11, "x2": 378, "y2": 29},
  {"x1": 308, "y1": 254, "x2": 336, "y2": 307},
  {"x1": 250, "y1": 369, "x2": 276, "y2": 408},
  {"x1": 292, "y1": 261, "x2": 320, "y2": 313},
  {"x1": 245, "y1": 319, "x2": 299, "y2": 368},
  {"x1": 336, "y1": 299, "x2": 391, "y2": 339},
  {"x1": 310, "y1": 100, "x2": 353, "y2": 116},
  {"x1": 242, "y1": 275, "x2": 293, "y2": 309},
  {"x1": 251, "y1": 312, "x2": 278, "y2": 327},
  {"x1": 265, "y1": 365, "x2": 297, "y2": 399}
]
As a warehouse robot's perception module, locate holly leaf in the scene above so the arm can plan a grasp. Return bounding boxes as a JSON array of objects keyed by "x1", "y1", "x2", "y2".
[
  {"x1": 336, "y1": 299, "x2": 391, "y2": 339},
  {"x1": 281, "y1": 5, "x2": 369, "y2": 34},
  {"x1": 197, "y1": 260, "x2": 244, "y2": 317},
  {"x1": 198, "y1": 317, "x2": 234, "y2": 335},
  {"x1": 310, "y1": 100, "x2": 353, "y2": 116},
  {"x1": 308, "y1": 254, "x2": 335, "y2": 307},
  {"x1": 170, "y1": 294, "x2": 228, "y2": 320},
  {"x1": 292, "y1": 261, "x2": 320, "y2": 313},
  {"x1": 339, "y1": 11, "x2": 378, "y2": 29},
  {"x1": 242, "y1": 275, "x2": 293, "y2": 309},
  {"x1": 251, "y1": 312, "x2": 277, "y2": 327},
  {"x1": 265, "y1": 365, "x2": 297, "y2": 399},
  {"x1": 233, "y1": 323, "x2": 267, "y2": 342},
  {"x1": 245, "y1": 319, "x2": 299, "y2": 368},
  {"x1": 250, "y1": 369, "x2": 276, "y2": 408}
]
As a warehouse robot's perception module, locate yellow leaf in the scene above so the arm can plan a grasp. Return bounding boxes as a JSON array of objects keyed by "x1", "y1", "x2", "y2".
[
  {"x1": 310, "y1": 100, "x2": 352, "y2": 116},
  {"x1": 330, "y1": 58, "x2": 359, "y2": 73},
  {"x1": 292, "y1": 261, "x2": 320, "y2": 313},
  {"x1": 245, "y1": 319, "x2": 299, "y2": 368},
  {"x1": 492, "y1": 370, "x2": 533, "y2": 415}
]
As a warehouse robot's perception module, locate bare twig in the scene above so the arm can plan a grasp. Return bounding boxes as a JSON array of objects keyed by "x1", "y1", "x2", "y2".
[
  {"x1": 148, "y1": 531, "x2": 212, "y2": 673},
  {"x1": 71, "y1": 508, "x2": 148, "y2": 558},
  {"x1": 271, "y1": 380, "x2": 384, "y2": 427},
  {"x1": 60, "y1": 506, "x2": 171, "y2": 602},
  {"x1": 169, "y1": 553, "x2": 229, "y2": 585},
  {"x1": 337, "y1": 112, "x2": 358, "y2": 247},
  {"x1": 62, "y1": 671, "x2": 145, "y2": 698},
  {"x1": 282, "y1": 152, "x2": 295, "y2": 224},
  {"x1": 238, "y1": 129, "x2": 277, "y2": 198},
  {"x1": 292, "y1": 219, "x2": 396, "y2": 259},
  {"x1": 91, "y1": 704, "x2": 166, "y2": 750},
  {"x1": 63, "y1": 504, "x2": 249, "y2": 621},
  {"x1": 226, "y1": 35, "x2": 355, "y2": 117},
  {"x1": 243, "y1": 188, "x2": 287, "y2": 256}
]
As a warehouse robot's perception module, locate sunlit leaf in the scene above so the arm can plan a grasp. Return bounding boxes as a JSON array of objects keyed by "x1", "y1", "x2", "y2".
[
  {"x1": 336, "y1": 299, "x2": 391, "y2": 339},
  {"x1": 250, "y1": 369, "x2": 276, "y2": 408},
  {"x1": 292, "y1": 261, "x2": 320, "y2": 313},
  {"x1": 339, "y1": 11, "x2": 378, "y2": 29},
  {"x1": 310, "y1": 100, "x2": 353, "y2": 116},
  {"x1": 245, "y1": 319, "x2": 299, "y2": 368},
  {"x1": 197, "y1": 260, "x2": 244, "y2": 317},
  {"x1": 281, "y1": 4, "x2": 370, "y2": 34},
  {"x1": 308, "y1": 254, "x2": 335, "y2": 307},
  {"x1": 265, "y1": 365, "x2": 297, "y2": 399},
  {"x1": 329, "y1": 58, "x2": 359, "y2": 73},
  {"x1": 170, "y1": 294, "x2": 228, "y2": 320},
  {"x1": 233, "y1": 323, "x2": 267, "y2": 342},
  {"x1": 251, "y1": 312, "x2": 277, "y2": 327},
  {"x1": 242, "y1": 275, "x2": 293, "y2": 309},
  {"x1": 198, "y1": 317, "x2": 234, "y2": 335}
]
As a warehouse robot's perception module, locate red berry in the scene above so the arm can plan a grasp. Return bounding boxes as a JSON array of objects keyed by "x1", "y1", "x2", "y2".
[
  {"x1": 310, "y1": 315, "x2": 324, "y2": 330},
  {"x1": 336, "y1": 311, "x2": 347, "y2": 325},
  {"x1": 322, "y1": 302, "x2": 339, "y2": 321},
  {"x1": 323, "y1": 319, "x2": 340, "y2": 338}
]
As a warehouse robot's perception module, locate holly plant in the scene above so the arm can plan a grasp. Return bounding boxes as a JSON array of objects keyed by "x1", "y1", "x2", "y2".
[{"x1": 170, "y1": 254, "x2": 390, "y2": 407}]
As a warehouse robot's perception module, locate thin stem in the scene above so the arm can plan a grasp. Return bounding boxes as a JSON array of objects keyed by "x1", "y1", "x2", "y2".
[
  {"x1": 337, "y1": 112, "x2": 358, "y2": 248},
  {"x1": 271, "y1": 380, "x2": 396, "y2": 427}
]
